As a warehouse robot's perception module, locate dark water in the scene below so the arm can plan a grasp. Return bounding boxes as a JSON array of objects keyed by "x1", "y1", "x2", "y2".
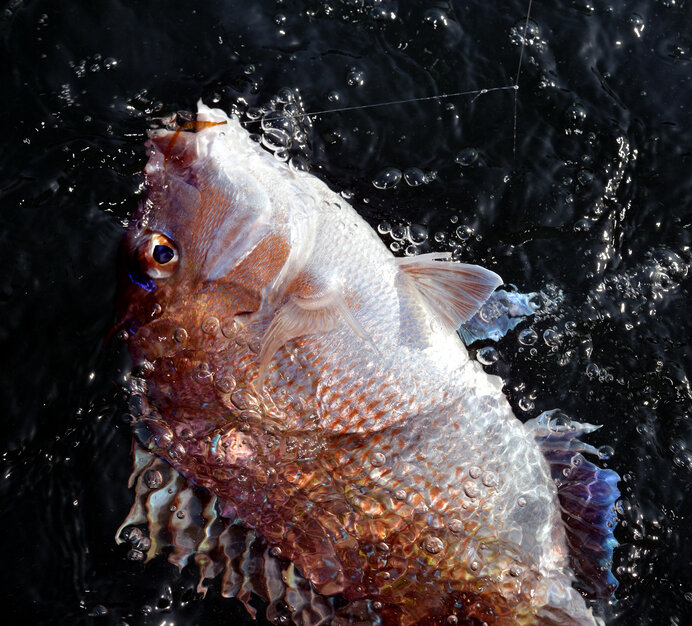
[{"x1": 1, "y1": 0, "x2": 690, "y2": 624}]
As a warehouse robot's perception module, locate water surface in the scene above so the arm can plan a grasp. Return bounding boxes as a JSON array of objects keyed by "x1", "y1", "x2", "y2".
[{"x1": 1, "y1": 1, "x2": 690, "y2": 624}]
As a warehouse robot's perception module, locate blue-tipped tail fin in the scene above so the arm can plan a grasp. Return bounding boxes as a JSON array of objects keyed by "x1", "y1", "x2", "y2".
[{"x1": 526, "y1": 410, "x2": 620, "y2": 598}]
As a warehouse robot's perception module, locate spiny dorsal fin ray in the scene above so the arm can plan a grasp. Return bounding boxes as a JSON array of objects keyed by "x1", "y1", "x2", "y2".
[
  {"x1": 397, "y1": 253, "x2": 503, "y2": 332},
  {"x1": 257, "y1": 290, "x2": 376, "y2": 389}
]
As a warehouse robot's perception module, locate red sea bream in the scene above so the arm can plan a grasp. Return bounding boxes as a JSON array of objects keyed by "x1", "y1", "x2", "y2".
[{"x1": 115, "y1": 102, "x2": 619, "y2": 625}]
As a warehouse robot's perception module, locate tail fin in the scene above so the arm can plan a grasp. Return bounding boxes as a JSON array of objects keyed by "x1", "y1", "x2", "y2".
[{"x1": 526, "y1": 410, "x2": 620, "y2": 598}]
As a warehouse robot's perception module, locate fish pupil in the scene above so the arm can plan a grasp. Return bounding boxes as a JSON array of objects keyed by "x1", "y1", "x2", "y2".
[{"x1": 153, "y1": 244, "x2": 174, "y2": 264}]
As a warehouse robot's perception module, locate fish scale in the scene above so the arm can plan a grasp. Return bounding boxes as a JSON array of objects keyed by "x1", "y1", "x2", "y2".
[{"x1": 115, "y1": 102, "x2": 619, "y2": 625}]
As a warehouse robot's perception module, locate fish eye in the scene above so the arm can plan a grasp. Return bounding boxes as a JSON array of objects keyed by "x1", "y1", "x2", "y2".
[
  {"x1": 135, "y1": 232, "x2": 180, "y2": 279},
  {"x1": 153, "y1": 244, "x2": 175, "y2": 264}
]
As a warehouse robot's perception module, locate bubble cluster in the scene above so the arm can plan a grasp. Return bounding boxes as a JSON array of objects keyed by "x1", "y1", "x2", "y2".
[{"x1": 376, "y1": 221, "x2": 430, "y2": 256}]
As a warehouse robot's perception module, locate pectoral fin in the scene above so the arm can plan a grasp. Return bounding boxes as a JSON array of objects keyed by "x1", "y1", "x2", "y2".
[
  {"x1": 397, "y1": 253, "x2": 503, "y2": 332},
  {"x1": 257, "y1": 290, "x2": 375, "y2": 388}
]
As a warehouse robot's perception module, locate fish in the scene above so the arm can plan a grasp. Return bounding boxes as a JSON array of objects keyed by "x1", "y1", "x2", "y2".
[{"x1": 114, "y1": 101, "x2": 620, "y2": 625}]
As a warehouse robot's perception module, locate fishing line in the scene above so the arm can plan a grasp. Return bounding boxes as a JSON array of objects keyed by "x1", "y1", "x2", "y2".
[
  {"x1": 513, "y1": 0, "x2": 533, "y2": 158},
  {"x1": 297, "y1": 0, "x2": 533, "y2": 163},
  {"x1": 238, "y1": 0, "x2": 534, "y2": 162},
  {"x1": 301, "y1": 86, "x2": 517, "y2": 118}
]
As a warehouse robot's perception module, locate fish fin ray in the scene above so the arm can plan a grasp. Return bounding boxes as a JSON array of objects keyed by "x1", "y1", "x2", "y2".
[
  {"x1": 120, "y1": 443, "x2": 336, "y2": 624},
  {"x1": 526, "y1": 410, "x2": 620, "y2": 598},
  {"x1": 257, "y1": 291, "x2": 375, "y2": 388},
  {"x1": 397, "y1": 253, "x2": 503, "y2": 331}
]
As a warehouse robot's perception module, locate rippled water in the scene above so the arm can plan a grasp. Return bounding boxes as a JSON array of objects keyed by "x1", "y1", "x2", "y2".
[{"x1": 1, "y1": 1, "x2": 690, "y2": 624}]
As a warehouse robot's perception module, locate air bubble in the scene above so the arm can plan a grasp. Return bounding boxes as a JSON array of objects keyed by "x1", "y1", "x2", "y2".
[
  {"x1": 476, "y1": 346, "x2": 499, "y2": 366},
  {"x1": 567, "y1": 103, "x2": 587, "y2": 126},
  {"x1": 173, "y1": 328, "x2": 188, "y2": 343},
  {"x1": 88, "y1": 605, "x2": 108, "y2": 617},
  {"x1": 577, "y1": 168, "x2": 594, "y2": 185},
  {"x1": 127, "y1": 549, "x2": 145, "y2": 562},
  {"x1": 455, "y1": 148, "x2": 478, "y2": 166},
  {"x1": 390, "y1": 224, "x2": 408, "y2": 241},
  {"x1": 377, "y1": 221, "x2": 392, "y2": 235},
  {"x1": 193, "y1": 367, "x2": 213, "y2": 384},
  {"x1": 346, "y1": 68, "x2": 366, "y2": 87},
  {"x1": 168, "y1": 442, "x2": 186, "y2": 461},
  {"x1": 408, "y1": 224, "x2": 428, "y2": 244},
  {"x1": 423, "y1": 536, "x2": 444, "y2": 554},
  {"x1": 121, "y1": 526, "x2": 143, "y2": 544},
  {"x1": 469, "y1": 466, "x2": 481, "y2": 479},
  {"x1": 628, "y1": 13, "x2": 645, "y2": 37},
  {"x1": 512, "y1": 18, "x2": 540, "y2": 46},
  {"x1": 464, "y1": 481, "x2": 479, "y2": 498},
  {"x1": 673, "y1": 450, "x2": 692, "y2": 471},
  {"x1": 543, "y1": 328, "x2": 561, "y2": 347},
  {"x1": 469, "y1": 560, "x2": 481, "y2": 572},
  {"x1": 423, "y1": 8, "x2": 449, "y2": 29},
  {"x1": 290, "y1": 156, "x2": 309, "y2": 172},
  {"x1": 128, "y1": 394, "x2": 149, "y2": 417},
  {"x1": 517, "y1": 496, "x2": 527, "y2": 507},
  {"x1": 133, "y1": 360, "x2": 154, "y2": 379},
  {"x1": 202, "y1": 316, "x2": 220, "y2": 335},
  {"x1": 215, "y1": 376, "x2": 235, "y2": 394},
  {"x1": 260, "y1": 112, "x2": 293, "y2": 151},
  {"x1": 372, "y1": 167, "x2": 402, "y2": 190},
  {"x1": 547, "y1": 411, "x2": 572, "y2": 432},
  {"x1": 481, "y1": 471, "x2": 497, "y2": 487},
  {"x1": 518, "y1": 328, "x2": 538, "y2": 345},
  {"x1": 448, "y1": 518, "x2": 463, "y2": 533},
  {"x1": 598, "y1": 445, "x2": 614, "y2": 460},
  {"x1": 370, "y1": 452, "x2": 386, "y2": 467},
  {"x1": 586, "y1": 363, "x2": 600, "y2": 378},
  {"x1": 455, "y1": 225, "x2": 472, "y2": 241},
  {"x1": 403, "y1": 168, "x2": 426, "y2": 187},
  {"x1": 518, "y1": 396, "x2": 535, "y2": 412},
  {"x1": 144, "y1": 469, "x2": 163, "y2": 489}
]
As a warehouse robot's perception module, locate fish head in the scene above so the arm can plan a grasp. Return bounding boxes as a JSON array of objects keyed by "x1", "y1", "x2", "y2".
[{"x1": 116, "y1": 103, "x2": 311, "y2": 375}]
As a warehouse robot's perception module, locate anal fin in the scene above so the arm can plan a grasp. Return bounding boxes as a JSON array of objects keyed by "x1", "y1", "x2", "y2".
[{"x1": 397, "y1": 253, "x2": 502, "y2": 332}]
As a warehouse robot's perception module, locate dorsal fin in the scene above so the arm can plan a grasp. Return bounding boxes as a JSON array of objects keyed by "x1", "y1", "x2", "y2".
[
  {"x1": 397, "y1": 253, "x2": 503, "y2": 332},
  {"x1": 257, "y1": 290, "x2": 375, "y2": 388},
  {"x1": 526, "y1": 411, "x2": 620, "y2": 598}
]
